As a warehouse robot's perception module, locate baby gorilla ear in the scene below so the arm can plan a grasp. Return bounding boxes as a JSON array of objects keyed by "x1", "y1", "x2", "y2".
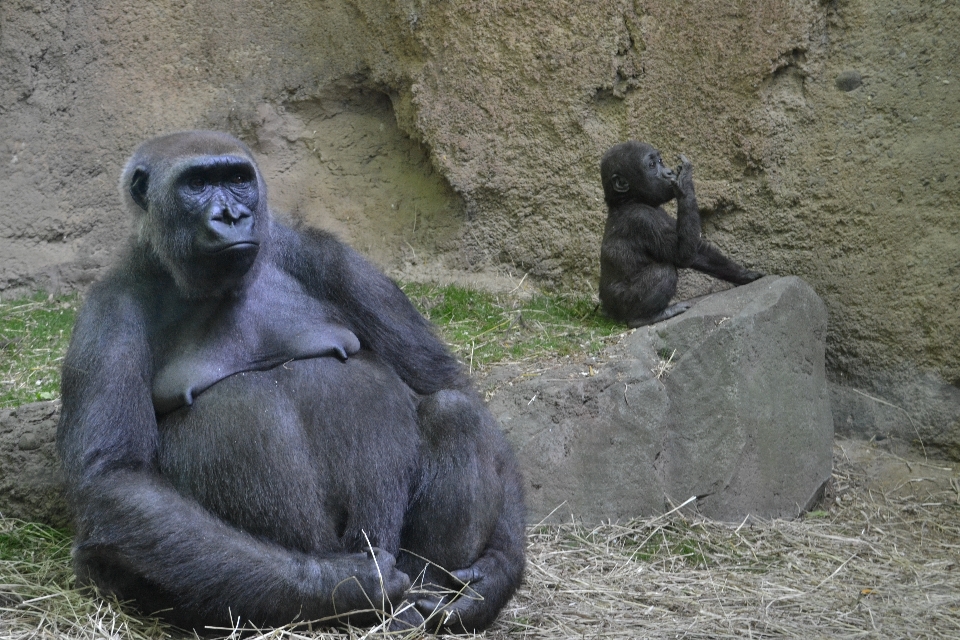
[
  {"x1": 129, "y1": 167, "x2": 150, "y2": 211},
  {"x1": 611, "y1": 174, "x2": 630, "y2": 193}
]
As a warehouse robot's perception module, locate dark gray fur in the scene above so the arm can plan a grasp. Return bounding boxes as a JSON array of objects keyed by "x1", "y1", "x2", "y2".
[
  {"x1": 57, "y1": 131, "x2": 525, "y2": 633},
  {"x1": 599, "y1": 141, "x2": 763, "y2": 327}
]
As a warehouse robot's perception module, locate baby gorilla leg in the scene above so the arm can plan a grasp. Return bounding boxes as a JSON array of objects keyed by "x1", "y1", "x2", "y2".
[
  {"x1": 690, "y1": 242, "x2": 764, "y2": 285},
  {"x1": 621, "y1": 263, "x2": 686, "y2": 327}
]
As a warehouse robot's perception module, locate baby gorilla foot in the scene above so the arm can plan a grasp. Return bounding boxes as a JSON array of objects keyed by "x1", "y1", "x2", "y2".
[{"x1": 627, "y1": 301, "x2": 691, "y2": 328}]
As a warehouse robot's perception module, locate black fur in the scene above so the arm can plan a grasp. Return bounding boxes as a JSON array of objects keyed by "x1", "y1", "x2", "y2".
[
  {"x1": 598, "y1": 141, "x2": 763, "y2": 327},
  {"x1": 57, "y1": 131, "x2": 525, "y2": 632}
]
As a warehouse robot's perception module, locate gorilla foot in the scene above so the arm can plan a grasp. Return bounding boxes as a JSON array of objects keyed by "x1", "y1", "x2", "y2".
[{"x1": 627, "y1": 301, "x2": 691, "y2": 328}]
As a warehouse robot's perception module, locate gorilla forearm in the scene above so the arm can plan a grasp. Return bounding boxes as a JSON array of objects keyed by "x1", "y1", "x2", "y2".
[
  {"x1": 275, "y1": 224, "x2": 466, "y2": 393},
  {"x1": 73, "y1": 471, "x2": 406, "y2": 627}
]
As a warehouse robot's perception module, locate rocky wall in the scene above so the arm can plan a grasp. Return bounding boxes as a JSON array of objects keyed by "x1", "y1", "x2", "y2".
[{"x1": 1, "y1": 0, "x2": 957, "y2": 455}]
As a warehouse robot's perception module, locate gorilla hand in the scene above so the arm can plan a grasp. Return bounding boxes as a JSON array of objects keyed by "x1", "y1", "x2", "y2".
[
  {"x1": 672, "y1": 154, "x2": 695, "y2": 200},
  {"x1": 329, "y1": 548, "x2": 411, "y2": 615},
  {"x1": 415, "y1": 561, "x2": 494, "y2": 633}
]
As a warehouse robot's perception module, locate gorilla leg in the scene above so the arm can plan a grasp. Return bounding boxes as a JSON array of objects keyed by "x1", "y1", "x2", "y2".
[
  {"x1": 605, "y1": 264, "x2": 689, "y2": 327},
  {"x1": 397, "y1": 390, "x2": 525, "y2": 632},
  {"x1": 690, "y1": 242, "x2": 764, "y2": 285}
]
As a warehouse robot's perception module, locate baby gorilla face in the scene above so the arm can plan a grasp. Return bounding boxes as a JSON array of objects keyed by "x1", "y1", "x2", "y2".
[{"x1": 600, "y1": 141, "x2": 676, "y2": 207}]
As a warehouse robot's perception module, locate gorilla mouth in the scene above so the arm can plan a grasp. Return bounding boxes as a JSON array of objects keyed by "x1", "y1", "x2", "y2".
[{"x1": 212, "y1": 241, "x2": 260, "y2": 254}]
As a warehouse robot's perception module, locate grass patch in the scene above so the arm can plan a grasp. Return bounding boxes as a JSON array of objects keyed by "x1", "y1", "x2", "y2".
[
  {"x1": 0, "y1": 285, "x2": 616, "y2": 408},
  {"x1": 401, "y1": 282, "x2": 622, "y2": 373},
  {"x1": 0, "y1": 294, "x2": 79, "y2": 408}
]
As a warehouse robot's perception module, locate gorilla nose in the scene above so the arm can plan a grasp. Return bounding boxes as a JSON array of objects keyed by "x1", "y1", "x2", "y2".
[{"x1": 212, "y1": 206, "x2": 250, "y2": 225}]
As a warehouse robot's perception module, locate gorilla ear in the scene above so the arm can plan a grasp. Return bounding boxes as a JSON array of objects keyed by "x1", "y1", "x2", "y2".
[
  {"x1": 129, "y1": 167, "x2": 150, "y2": 211},
  {"x1": 611, "y1": 174, "x2": 630, "y2": 193}
]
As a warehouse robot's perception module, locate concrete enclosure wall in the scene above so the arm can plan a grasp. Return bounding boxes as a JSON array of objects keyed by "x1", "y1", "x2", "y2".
[{"x1": 1, "y1": 0, "x2": 957, "y2": 455}]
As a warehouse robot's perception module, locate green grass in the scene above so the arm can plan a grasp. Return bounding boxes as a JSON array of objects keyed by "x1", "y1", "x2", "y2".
[
  {"x1": 0, "y1": 285, "x2": 621, "y2": 408},
  {"x1": 0, "y1": 294, "x2": 79, "y2": 408},
  {"x1": 0, "y1": 520, "x2": 71, "y2": 564},
  {"x1": 401, "y1": 282, "x2": 623, "y2": 372}
]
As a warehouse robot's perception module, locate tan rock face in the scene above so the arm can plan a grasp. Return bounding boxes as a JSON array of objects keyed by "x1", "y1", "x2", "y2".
[{"x1": 1, "y1": 0, "x2": 957, "y2": 453}]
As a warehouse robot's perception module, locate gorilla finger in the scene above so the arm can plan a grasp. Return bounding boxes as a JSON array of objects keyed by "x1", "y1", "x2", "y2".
[
  {"x1": 383, "y1": 571, "x2": 412, "y2": 601},
  {"x1": 372, "y1": 547, "x2": 399, "y2": 568},
  {"x1": 388, "y1": 604, "x2": 425, "y2": 631},
  {"x1": 451, "y1": 566, "x2": 484, "y2": 584},
  {"x1": 415, "y1": 596, "x2": 448, "y2": 618},
  {"x1": 429, "y1": 595, "x2": 480, "y2": 629}
]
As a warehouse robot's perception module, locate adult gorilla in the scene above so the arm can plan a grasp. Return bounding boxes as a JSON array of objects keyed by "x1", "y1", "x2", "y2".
[{"x1": 57, "y1": 131, "x2": 525, "y2": 633}]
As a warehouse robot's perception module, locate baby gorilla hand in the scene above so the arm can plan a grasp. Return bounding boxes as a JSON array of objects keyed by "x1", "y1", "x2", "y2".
[{"x1": 672, "y1": 154, "x2": 695, "y2": 200}]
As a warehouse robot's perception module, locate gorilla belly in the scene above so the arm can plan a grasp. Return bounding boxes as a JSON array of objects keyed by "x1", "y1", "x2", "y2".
[{"x1": 156, "y1": 353, "x2": 421, "y2": 555}]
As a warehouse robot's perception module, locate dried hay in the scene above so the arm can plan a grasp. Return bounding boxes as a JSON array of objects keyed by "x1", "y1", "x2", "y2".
[
  {"x1": 497, "y1": 440, "x2": 960, "y2": 639},
  {"x1": 1, "y1": 440, "x2": 957, "y2": 639}
]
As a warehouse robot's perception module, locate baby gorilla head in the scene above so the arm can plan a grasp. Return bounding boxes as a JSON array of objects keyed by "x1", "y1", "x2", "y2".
[{"x1": 600, "y1": 140, "x2": 678, "y2": 208}]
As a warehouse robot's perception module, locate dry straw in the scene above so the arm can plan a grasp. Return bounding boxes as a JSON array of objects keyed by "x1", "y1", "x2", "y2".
[{"x1": 1, "y1": 441, "x2": 958, "y2": 639}]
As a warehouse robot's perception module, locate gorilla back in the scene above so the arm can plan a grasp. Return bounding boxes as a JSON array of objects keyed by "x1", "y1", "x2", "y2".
[{"x1": 57, "y1": 131, "x2": 525, "y2": 632}]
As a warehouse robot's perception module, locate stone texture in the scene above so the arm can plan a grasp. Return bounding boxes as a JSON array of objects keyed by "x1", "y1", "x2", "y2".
[
  {"x1": 0, "y1": 0, "x2": 957, "y2": 455},
  {"x1": 490, "y1": 276, "x2": 833, "y2": 523},
  {"x1": 0, "y1": 401, "x2": 68, "y2": 527}
]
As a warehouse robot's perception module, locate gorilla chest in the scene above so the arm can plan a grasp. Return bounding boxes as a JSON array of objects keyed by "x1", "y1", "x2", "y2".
[
  {"x1": 155, "y1": 355, "x2": 420, "y2": 551},
  {"x1": 150, "y1": 264, "x2": 360, "y2": 414}
]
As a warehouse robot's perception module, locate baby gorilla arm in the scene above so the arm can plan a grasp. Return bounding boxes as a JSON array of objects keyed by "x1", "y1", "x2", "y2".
[{"x1": 669, "y1": 154, "x2": 702, "y2": 268}]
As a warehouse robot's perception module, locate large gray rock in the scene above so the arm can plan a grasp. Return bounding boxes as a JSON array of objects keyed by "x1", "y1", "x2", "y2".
[
  {"x1": 490, "y1": 276, "x2": 833, "y2": 523},
  {"x1": 0, "y1": 401, "x2": 68, "y2": 527}
]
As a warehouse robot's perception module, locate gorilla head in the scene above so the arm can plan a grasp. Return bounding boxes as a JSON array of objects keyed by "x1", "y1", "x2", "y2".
[
  {"x1": 600, "y1": 140, "x2": 677, "y2": 208},
  {"x1": 121, "y1": 132, "x2": 269, "y2": 298}
]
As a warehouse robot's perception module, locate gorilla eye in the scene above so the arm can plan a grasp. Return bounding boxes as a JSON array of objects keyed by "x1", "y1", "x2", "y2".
[
  {"x1": 231, "y1": 172, "x2": 248, "y2": 185},
  {"x1": 612, "y1": 175, "x2": 630, "y2": 193},
  {"x1": 187, "y1": 176, "x2": 206, "y2": 191}
]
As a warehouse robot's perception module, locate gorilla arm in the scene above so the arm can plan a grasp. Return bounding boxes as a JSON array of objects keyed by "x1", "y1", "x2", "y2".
[
  {"x1": 56, "y1": 283, "x2": 409, "y2": 627},
  {"x1": 669, "y1": 154, "x2": 702, "y2": 268},
  {"x1": 627, "y1": 155, "x2": 701, "y2": 270},
  {"x1": 274, "y1": 224, "x2": 466, "y2": 394}
]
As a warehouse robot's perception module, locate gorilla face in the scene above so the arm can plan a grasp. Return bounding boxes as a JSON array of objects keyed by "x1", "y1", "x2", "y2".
[
  {"x1": 125, "y1": 133, "x2": 269, "y2": 298},
  {"x1": 600, "y1": 141, "x2": 676, "y2": 208},
  {"x1": 172, "y1": 157, "x2": 262, "y2": 288}
]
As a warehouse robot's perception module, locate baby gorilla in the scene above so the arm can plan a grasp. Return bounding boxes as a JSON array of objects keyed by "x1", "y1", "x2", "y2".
[{"x1": 598, "y1": 141, "x2": 763, "y2": 326}]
